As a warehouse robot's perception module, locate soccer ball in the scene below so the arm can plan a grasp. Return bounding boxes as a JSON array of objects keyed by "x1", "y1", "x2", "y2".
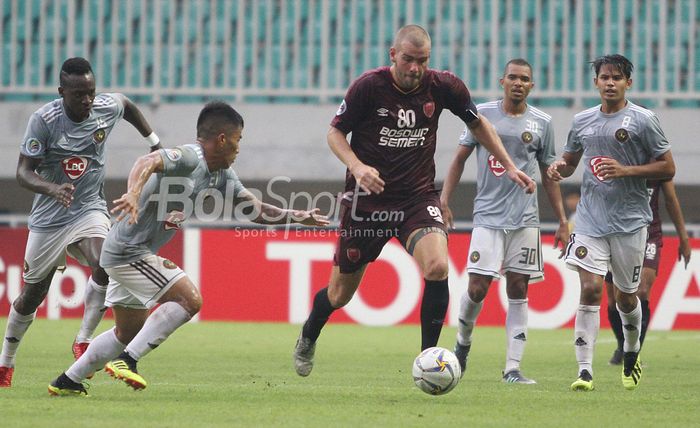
[{"x1": 412, "y1": 347, "x2": 461, "y2": 395}]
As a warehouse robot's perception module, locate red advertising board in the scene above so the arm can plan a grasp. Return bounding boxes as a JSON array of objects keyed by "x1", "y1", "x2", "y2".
[{"x1": 1, "y1": 226, "x2": 698, "y2": 330}]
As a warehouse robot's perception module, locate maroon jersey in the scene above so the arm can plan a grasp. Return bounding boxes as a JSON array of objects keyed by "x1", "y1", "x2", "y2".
[
  {"x1": 331, "y1": 66, "x2": 478, "y2": 211},
  {"x1": 647, "y1": 179, "x2": 663, "y2": 244}
]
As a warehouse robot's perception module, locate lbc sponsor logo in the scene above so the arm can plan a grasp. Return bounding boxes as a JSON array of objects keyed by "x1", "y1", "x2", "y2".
[
  {"x1": 488, "y1": 154, "x2": 506, "y2": 177},
  {"x1": 589, "y1": 156, "x2": 612, "y2": 182},
  {"x1": 62, "y1": 156, "x2": 89, "y2": 180}
]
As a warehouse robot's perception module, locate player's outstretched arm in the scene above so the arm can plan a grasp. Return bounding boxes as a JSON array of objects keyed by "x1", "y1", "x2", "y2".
[
  {"x1": 327, "y1": 126, "x2": 385, "y2": 195},
  {"x1": 540, "y1": 162, "x2": 569, "y2": 257},
  {"x1": 440, "y1": 145, "x2": 474, "y2": 229},
  {"x1": 116, "y1": 94, "x2": 163, "y2": 151},
  {"x1": 111, "y1": 151, "x2": 164, "y2": 224},
  {"x1": 661, "y1": 179, "x2": 691, "y2": 269},
  {"x1": 235, "y1": 189, "x2": 330, "y2": 226},
  {"x1": 16, "y1": 154, "x2": 74, "y2": 207},
  {"x1": 468, "y1": 114, "x2": 535, "y2": 193}
]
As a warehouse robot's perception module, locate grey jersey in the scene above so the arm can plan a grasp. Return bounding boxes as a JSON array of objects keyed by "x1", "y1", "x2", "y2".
[
  {"x1": 100, "y1": 144, "x2": 246, "y2": 267},
  {"x1": 19, "y1": 94, "x2": 125, "y2": 231},
  {"x1": 565, "y1": 102, "x2": 670, "y2": 237},
  {"x1": 460, "y1": 100, "x2": 555, "y2": 229}
]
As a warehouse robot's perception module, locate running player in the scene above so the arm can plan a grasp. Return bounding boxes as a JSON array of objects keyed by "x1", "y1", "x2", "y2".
[
  {"x1": 293, "y1": 25, "x2": 535, "y2": 377},
  {"x1": 547, "y1": 54, "x2": 676, "y2": 391},
  {"x1": 48, "y1": 101, "x2": 328, "y2": 395},
  {"x1": 606, "y1": 178, "x2": 691, "y2": 364},
  {"x1": 441, "y1": 59, "x2": 569, "y2": 384},
  {"x1": 0, "y1": 57, "x2": 160, "y2": 387}
]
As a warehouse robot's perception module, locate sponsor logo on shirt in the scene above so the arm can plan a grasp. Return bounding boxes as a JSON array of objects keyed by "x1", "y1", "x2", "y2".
[
  {"x1": 423, "y1": 102, "x2": 435, "y2": 118},
  {"x1": 61, "y1": 156, "x2": 89, "y2": 179},
  {"x1": 164, "y1": 210, "x2": 185, "y2": 230},
  {"x1": 487, "y1": 154, "x2": 506, "y2": 177},
  {"x1": 378, "y1": 126, "x2": 429, "y2": 148},
  {"x1": 376, "y1": 107, "x2": 389, "y2": 117},
  {"x1": 25, "y1": 138, "x2": 43, "y2": 155},
  {"x1": 336, "y1": 100, "x2": 347, "y2": 116},
  {"x1": 589, "y1": 156, "x2": 612, "y2": 182},
  {"x1": 93, "y1": 128, "x2": 106, "y2": 144}
]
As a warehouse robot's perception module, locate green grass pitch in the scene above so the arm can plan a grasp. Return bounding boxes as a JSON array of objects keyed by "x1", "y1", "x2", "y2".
[{"x1": 1, "y1": 319, "x2": 697, "y2": 427}]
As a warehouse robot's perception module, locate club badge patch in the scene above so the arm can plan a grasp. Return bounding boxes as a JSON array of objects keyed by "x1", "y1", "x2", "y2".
[
  {"x1": 162, "y1": 259, "x2": 177, "y2": 269},
  {"x1": 93, "y1": 128, "x2": 106, "y2": 144},
  {"x1": 470, "y1": 251, "x2": 480, "y2": 263},
  {"x1": 423, "y1": 101, "x2": 435, "y2": 118},
  {"x1": 615, "y1": 128, "x2": 629, "y2": 143},
  {"x1": 25, "y1": 138, "x2": 43, "y2": 155},
  {"x1": 336, "y1": 100, "x2": 347, "y2": 116},
  {"x1": 346, "y1": 248, "x2": 361, "y2": 263},
  {"x1": 165, "y1": 149, "x2": 182, "y2": 162},
  {"x1": 521, "y1": 131, "x2": 533, "y2": 144},
  {"x1": 488, "y1": 154, "x2": 506, "y2": 177},
  {"x1": 575, "y1": 246, "x2": 588, "y2": 259}
]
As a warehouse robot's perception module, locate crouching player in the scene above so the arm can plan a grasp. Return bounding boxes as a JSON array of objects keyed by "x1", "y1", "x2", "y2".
[{"x1": 48, "y1": 101, "x2": 328, "y2": 395}]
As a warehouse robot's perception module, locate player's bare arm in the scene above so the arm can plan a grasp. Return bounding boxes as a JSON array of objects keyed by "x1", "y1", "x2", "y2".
[
  {"x1": 16, "y1": 154, "x2": 74, "y2": 208},
  {"x1": 112, "y1": 151, "x2": 165, "y2": 224},
  {"x1": 327, "y1": 126, "x2": 385, "y2": 194},
  {"x1": 440, "y1": 145, "x2": 474, "y2": 229},
  {"x1": 595, "y1": 150, "x2": 675, "y2": 181},
  {"x1": 116, "y1": 93, "x2": 162, "y2": 152},
  {"x1": 540, "y1": 162, "x2": 569, "y2": 257},
  {"x1": 467, "y1": 114, "x2": 536, "y2": 193},
  {"x1": 661, "y1": 179, "x2": 691, "y2": 268},
  {"x1": 235, "y1": 189, "x2": 330, "y2": 226},
  {"x1": 547, "y1": 150, "x2": 582, "y2": 181}
]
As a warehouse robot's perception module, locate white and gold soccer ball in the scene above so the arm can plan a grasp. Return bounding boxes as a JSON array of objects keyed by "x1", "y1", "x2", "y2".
[{"x1": 412, "y1": 347, "x2": 461, "y2": 395}]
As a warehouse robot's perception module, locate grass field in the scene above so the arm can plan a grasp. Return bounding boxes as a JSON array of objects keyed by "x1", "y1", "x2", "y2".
[{"x1": 0, "y1": 319, "x2": 697, "y2": 428}]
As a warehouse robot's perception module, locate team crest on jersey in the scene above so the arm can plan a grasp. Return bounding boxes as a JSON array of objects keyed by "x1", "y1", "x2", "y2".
[
  {"x1": 423, "y1": 102, "x2": 435, "y2": 118},
  {"x1": 164, "y1": 210, "x2": 185, "y2": 230},
  {"x1": 62, "y1": 156, "x2": 89, "y2": 179},
  {"x1": 165, "y1": 149, "x2": 182, "y2": 162},
  {"x1": 93, "y1": 128, "x2": 106, "y2": 144},
  {"x1": 162, "y1": 259, "x2": 177, "y2": 269},
  {"x1": 521, "y1": 131, "x2": 533, "y2": 144},
  {"x1": 589, "y1": 156, "x2": 611, "y2": 182},
  {"x1": 336, "y1": 100, "x2": 347, "y2": 116},
  {"x1": 470, "y1": 251, "x2": 480, "y2": 263},
  {"x1": 25, "y1": 138, "x2": 43, "y2": 155},
  {"x1": 346, "y1": 247, "x2": 361, "y2": 263},
  {"x1": 575, "y1": 246, "x2": 588, "y2": 259},
  {"x1": 615, "y1": 128, "x2": 629, "y2": 143},
  {"x1": 487, "y1": 154, "x2": 506, "y2": 177}
]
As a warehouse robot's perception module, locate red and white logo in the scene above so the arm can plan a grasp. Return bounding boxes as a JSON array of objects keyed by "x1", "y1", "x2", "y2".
[
  {"x1": 164, "y1": 210, "x2": 185, "y2": 230},
  {"x1": 423, "y1": 102, "x2": 435, "y2": 118},
  {"x1": 488, "y1": 154, "x2": 506, "y2": 177},
  {"x1": 589, "y1": 156, "x2": 611, "y2": 182},
  {"x1": 61, "y1": 157, "x2": 88, "y2": 180}
]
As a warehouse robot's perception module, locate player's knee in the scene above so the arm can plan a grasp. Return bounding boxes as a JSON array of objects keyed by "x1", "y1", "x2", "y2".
[
  {"x1": 422, "y1": 259, "x2": 448, "y2": 281},
  {"x1": 580, "y1": 282, "x2": 602, "y2": 305},
  {"x1": 14, "y1": 282, "x2": 50, "y2": 313},
  {"x1": 327, "y1": 289, "x2": 351, "y2": 308},
  {"x1": 90, "y1": 267, "x2": 109, "y2": 286}
]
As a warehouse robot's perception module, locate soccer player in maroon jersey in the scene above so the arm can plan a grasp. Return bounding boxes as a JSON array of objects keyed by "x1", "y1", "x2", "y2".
[
  {"x1": 605, "y1": 178, "x2": 691, "y2": 365},
  {"x1": 293, "y1": 24, "x2": 535, "y2": 377}
]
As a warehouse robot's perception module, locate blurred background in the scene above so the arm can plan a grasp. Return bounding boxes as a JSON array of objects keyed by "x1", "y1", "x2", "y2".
[{"x1": 1, "y1": 0, "x2": 699, "y2": 230}]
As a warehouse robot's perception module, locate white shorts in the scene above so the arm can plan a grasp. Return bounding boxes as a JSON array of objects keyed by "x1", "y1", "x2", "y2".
[
  {"x1": 565, "y1": 227, "x2": 647, "y2": 293},
  {"x1": 23, "y1": 210, "x2": 110, "y2": 283},
  {"x1": 104, "y1": 255, "x2": 186, "y2": 310},
  {"x1": 467, "y1": 227, "x2": 544, "y2": 282}
]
